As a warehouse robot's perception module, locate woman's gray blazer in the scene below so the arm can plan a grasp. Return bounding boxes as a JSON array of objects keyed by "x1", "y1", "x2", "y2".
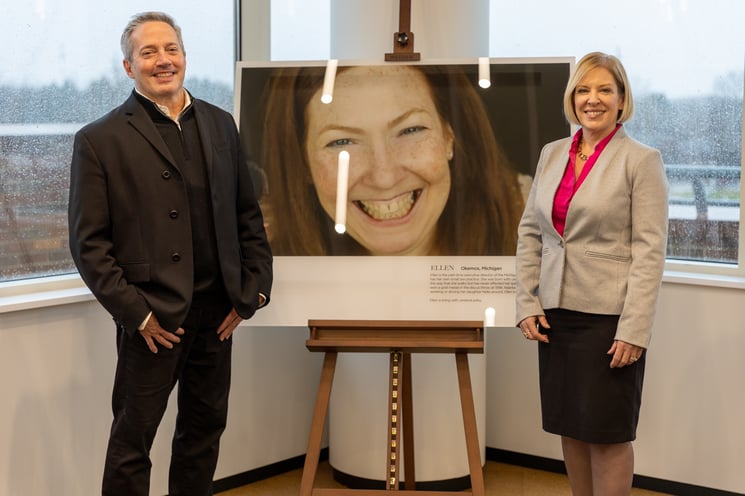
[{"x1": 515, "y1": 127, "x2": 668, "y2": 348}]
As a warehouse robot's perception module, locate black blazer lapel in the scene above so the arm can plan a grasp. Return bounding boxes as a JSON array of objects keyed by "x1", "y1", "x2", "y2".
[
  {"x1": 121, "y1": 93, "x2": 179, "y2": 169},
  {"x1": 192, "y1": 100, "x2": 216, "y2": 178}
]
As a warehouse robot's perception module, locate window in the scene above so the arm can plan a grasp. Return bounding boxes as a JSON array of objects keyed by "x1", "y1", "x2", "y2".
[
  {"x1": 0, "y1": 2, "x2": 235, "y2": 282},
  {"x1": 270, "y1": 1, "x2": 330, "y2": 60},
  {"x1": 490, "y1": 0, "x2": 744, "y2": 271}
]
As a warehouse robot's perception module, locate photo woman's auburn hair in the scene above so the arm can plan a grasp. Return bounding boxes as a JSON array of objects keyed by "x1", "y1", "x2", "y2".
[{"x1": 259, "y1": 64, "x2": 525, "y2": 256}]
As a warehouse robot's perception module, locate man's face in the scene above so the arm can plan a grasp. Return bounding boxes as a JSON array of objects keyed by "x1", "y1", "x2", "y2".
[{"x1": 123, "y1": 21, "x2": 186, "y2": 105}]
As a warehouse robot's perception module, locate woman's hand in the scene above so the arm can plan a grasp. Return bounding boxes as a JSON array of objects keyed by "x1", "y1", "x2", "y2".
[
  {"x1": 518, "y1": 315, "x2": 550, "y2": 343},
  {"x1": 608, "y1": 340, "x2": 644, "y2": 368}
]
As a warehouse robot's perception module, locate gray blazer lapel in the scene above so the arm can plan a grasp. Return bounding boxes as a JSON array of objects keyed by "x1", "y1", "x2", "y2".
[
  {"x1": 572, "y1": 127, "x2": 628, "y2": 199},
  {"x1": 535, "y1": 139, "x2": 571, "y2": 227}
]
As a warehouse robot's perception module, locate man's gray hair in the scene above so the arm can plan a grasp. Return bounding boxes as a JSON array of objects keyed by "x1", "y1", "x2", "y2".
[{"x1": 120, "y1": 11, "x2": 185, "y2": 62}]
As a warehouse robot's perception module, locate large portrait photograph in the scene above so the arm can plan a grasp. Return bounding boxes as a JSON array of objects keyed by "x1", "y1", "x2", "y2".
[
  {"x1": 237, "y1": 59, "x2": 570, "y2": 257},
  {"x1": 235, "y1": 58, "x2": 572, "y2": 325}
]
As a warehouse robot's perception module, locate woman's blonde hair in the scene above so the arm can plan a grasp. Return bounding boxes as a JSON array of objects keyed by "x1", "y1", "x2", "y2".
[{"x1": 563, "y1": 51, "x2": 634, "y2": 126}]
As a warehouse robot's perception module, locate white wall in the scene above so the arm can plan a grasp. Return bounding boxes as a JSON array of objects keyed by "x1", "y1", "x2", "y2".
[
  {"x1": 2, "y1": 281, "x2": 744, "y2": 494},
  {"x1": 0, "y1": 300, "x2": 113, "y2": 496},
  {"x1": 0, "y1": 299, "x2": 324, "y2": 495}
]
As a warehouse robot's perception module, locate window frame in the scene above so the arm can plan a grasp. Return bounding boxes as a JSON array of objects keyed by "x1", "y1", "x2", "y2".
[{"x1": 662, "y1": 87, "x2": 745, "y2": 281}]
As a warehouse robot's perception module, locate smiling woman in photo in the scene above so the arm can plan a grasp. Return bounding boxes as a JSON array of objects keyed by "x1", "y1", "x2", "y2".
[{"x1": 257, "y1": 63, "x2": 526, "y2": 256}]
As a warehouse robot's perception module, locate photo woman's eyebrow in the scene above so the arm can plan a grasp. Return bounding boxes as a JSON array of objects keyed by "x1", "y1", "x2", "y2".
[
  {"x1": 386, "y1": 108, "x2": 433, "y2": 130},
  {"x1": 316, "y1": 123, "x2": 365, "y2": 136}
]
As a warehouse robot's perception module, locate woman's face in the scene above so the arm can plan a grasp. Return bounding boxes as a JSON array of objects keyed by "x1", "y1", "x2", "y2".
[
  {"x1": 305, "y1": 65, "x2": 454, "y2": 256},
  {"x1": 573, "y1": 66, "x2": 624, "y2": 141}
]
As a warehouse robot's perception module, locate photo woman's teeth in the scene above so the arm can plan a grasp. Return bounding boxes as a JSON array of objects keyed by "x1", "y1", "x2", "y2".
[{"x1": 355, "y1": 189, "x2": 422, "y2": 220}]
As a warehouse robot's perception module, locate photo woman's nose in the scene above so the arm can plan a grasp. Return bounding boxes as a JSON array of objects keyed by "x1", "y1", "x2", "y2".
[{"x1": 361, "y1": 142, "x2": 404, "y2": 189}]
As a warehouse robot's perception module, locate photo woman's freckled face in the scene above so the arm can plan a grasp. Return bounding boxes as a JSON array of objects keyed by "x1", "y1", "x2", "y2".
[{"x1": 304, "y1": 65, "x2": 454, "y2": 256}]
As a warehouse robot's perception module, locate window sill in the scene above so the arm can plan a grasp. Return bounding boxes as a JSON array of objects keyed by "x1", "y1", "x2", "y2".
[
  {"x1": 662, "y1": 270, "x2": 745, "y2": 290},
  {"x1": 0, "y1": 274, "x2": 94, "y2": 314}
]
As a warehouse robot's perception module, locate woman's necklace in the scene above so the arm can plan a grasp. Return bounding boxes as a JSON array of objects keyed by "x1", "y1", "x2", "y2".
[{"x1": 577, "y1": 137, "x2": 590, "y2": 162}]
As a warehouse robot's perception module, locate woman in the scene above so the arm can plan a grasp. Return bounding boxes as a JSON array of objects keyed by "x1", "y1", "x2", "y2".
[
  {"x1": 515, "y1": 52, "x2": 668, "y2": 495},
  {"x1": 258, "y1": 63, "x2": 525, "y2": 256}
]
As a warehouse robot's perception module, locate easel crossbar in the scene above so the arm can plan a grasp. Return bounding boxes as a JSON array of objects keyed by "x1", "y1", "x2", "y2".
[{"x1": 307, "y1": 320, "x2": 484, "y2": 353}]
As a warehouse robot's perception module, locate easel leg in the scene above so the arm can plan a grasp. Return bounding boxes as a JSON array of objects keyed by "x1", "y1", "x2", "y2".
[
  {"x1": 386, "y1": 351, "x2": 402, "y2": 490},
  {"x1": 401, "y1": 352, "x2": 416, "y2": 490},
  {"x1": 300, "y1": 351, "x2": 338, "y2": 496},
  {"x1": 455, "y1": 353, "x2": 485, "y2": 496}
]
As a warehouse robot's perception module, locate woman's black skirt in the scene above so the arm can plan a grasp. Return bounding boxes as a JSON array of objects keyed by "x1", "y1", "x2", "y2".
[{"x1": 538, "y1": 308, "x2": 646, "y2": 444}]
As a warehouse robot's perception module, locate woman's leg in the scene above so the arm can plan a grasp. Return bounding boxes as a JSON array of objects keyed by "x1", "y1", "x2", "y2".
[
  {"x1": 589, "y1": 441, "x2": 634, "y2": 496},
  {"x1": 562, "y1": 436, "x2": 593, "y2": 496},
  {"x1": 562, "y1": 437, "x2": 634, "y2": 496}
]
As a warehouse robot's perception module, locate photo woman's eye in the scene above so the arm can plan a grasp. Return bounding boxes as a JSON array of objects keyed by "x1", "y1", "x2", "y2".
[
  {"x1": 325, "y1": 138, "x2": 353, "y2": 148},
  {"x1": 400, "y1": 125, "x2": 427, "y2": 136}
]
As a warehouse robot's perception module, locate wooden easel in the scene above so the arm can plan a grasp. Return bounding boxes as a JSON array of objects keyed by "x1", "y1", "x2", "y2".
[
  {"x1": 299, "y1": 319, "x2": 485, "y2": 496},
  {"x1": 385, "y1": 0, "x2": 421, "y2": 61}
]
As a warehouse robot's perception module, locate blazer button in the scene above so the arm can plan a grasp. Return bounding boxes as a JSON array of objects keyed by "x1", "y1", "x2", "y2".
[
  {"x1": 169, "y1": 209, "x2": 179, "y2": 219},
  {"x1": 161, "y1": 170, "x2": 171, "y2": 180},
  {"x1": 171, "y1": 253, "x2": 181, "y2": 262}
]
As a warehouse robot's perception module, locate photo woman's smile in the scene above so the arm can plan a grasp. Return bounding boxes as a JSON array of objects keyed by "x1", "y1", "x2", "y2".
[{"x1": 355, "y1": 189, "x2": 421, "y2": 221}]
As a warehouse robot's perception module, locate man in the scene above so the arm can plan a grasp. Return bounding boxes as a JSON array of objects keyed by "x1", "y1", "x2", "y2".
[{"x1": 68, "y1": 11, "x2": 273, "y2": 496}]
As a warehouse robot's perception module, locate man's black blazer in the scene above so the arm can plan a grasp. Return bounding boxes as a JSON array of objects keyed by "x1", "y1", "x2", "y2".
[{"x1": 69, "y1": 91, "x2": 273, "y2": 335}]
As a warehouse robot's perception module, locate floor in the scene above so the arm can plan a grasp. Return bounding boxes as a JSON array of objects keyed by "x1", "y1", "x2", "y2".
[{"x1": 216, "y1": 460, "x2": 672, "y2": 495}]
